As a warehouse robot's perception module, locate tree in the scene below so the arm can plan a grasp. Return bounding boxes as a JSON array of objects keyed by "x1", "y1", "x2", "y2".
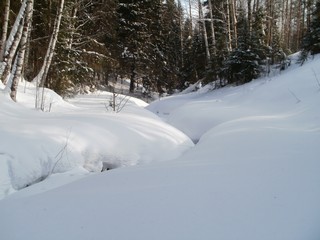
[
  {"x1": 0, "y1": 0, "x2": 10, "y2": 62},
  {"x1": 33, "y1": 0, "x2": 65, "y2": 87},
  {"x1": 198, "y1": 0, "x2": 210, "y2": 62},
  {"x1": 116, "y1": 0, "x2": 151, "y2": 93},
  {"x1": 159, "y1": 0, "x2": 184, "y2": 92},
  {"x1": 300, "y1": 0, "x2": 320, "y2": 59},
  {"x1": 47, "y1": 0, "x2": 118, "y2": 96},
  {"x1": 10, "y1": 0, "x2": 34, "y2": 101},
  {"x1": 0, "y1": 0, "x2": 27, "y2": 84},
  {"x1": 222, "y1": 11, "x2": 261, "y2": 85},
  {"x1": 31, "y1": 0, "x2": 65, "y2": 109}
]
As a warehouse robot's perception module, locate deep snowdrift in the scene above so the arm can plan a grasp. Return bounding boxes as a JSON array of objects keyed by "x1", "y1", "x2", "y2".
[
  {"x1": 0, "y1": 54, "x2": 320, "y2": 240},
  {"x1": 147, "y1": 54, "x2": 320, "y2": 143},
  {"x1": 0, "y1": 84, "x2": 193, "y2": 199}
]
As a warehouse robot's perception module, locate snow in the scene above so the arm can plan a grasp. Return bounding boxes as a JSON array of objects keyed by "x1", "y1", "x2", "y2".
[
  {"x1": 0, "y1": 54, "x2": 320, "y2": 240},
  {"x1": 0, "y1": 82, "x2": 193, "y2": 199}
]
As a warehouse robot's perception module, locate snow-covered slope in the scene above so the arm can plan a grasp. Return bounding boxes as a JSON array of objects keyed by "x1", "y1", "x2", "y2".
[
  {"x1": 0, "y1": 83, "x2": 193, "y2": 199},
  {"x1": 147, "y1": 54, "x2": 320, "y2": 143},
  {"x1": 0, "y1": 55, "x2": 320, "y2": 240}
]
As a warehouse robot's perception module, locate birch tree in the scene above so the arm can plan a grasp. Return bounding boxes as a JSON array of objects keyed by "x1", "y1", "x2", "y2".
[
  {"x1": 33, "y1": 0, "x2": 65, "y2": 88},
  {"x1": 188, "y1": 0, "x2": 193, "y2": 34},
  {"x1": 178, "y1": 0, "x2": 185, "y2": 68},
  {"x1": 0, "y1": 0, "x2": 10, "y2": 62},
  {"x1": 10, "y1": 0, "x2": 34, "y2": 102},
  {"x1": 198, "y1": 0, "x2": 210, "y2": 62},
  {"x1": 0, "y1": 0, "x2": 27, "y2": 84},
  {"x1": 226, "y1": 0, "x2": 233, "y2": 51},
  {"x1": 32, "y1": 0, "x2": 64, "y2": 109},
  {"x1": 231, "y1": 0, "x2": 238, "y2": 48},
  {"x1": 207, "y1": 0, "x2": 217, "y2": 55},
  {"x1": 248, "y1": 0, "x2": 252, "y2": 36}
]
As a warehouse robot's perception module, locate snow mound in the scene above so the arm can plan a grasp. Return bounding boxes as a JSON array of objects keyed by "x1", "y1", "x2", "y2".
[
  {"x1": 0, "y1": 55, "x2": 320, "y2": 240},
  {"x1": 0, "y1": 82, "x2": 193, "y2": 199}
]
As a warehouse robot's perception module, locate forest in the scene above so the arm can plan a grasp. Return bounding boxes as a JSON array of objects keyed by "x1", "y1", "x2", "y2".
[{"x1": 0, "y1": 0, "x2": 320, "y2": 101}]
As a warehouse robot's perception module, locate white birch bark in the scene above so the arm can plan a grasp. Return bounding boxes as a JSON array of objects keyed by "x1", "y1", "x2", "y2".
[
  {"x1": 198, "y1": 0, "x2": 210, "y2": 62},
  {"x1": 178, "y1": 0, "x2": 184, "y2": 68},
  {"x1": 0, "y1": 0, "x2": 27, "y2": 84},
  {"x1": 226, "y1": 0, "x2": 232, "y2": 52},
  {"x1": 207, "y1": 0, "x2": 216, "y2": 55},
  {"x1": 232, "y1": 0, "x2": 238, "y2": 48},
  {"x1": 4, "y1": 53, "x2": 18, "y2": 93},
  {"x1": 33, "y1": 0, "x2": 65, "y2": 87},
  {"x1": 0, "y1": 0, "x2": 10, "y2": 62},
  {"x1": 188, "y1": 0, "x2": 193, "y2": 35},
  {"x1": 66, "y1": 2, "x2": 78, "y2": 50},
  {"x1": 0, "y1": 19, "x2": 24, "y2": 84},
  {"x1": 4, "y1": 0, "x2": 27, "y2": 57},
  {"x1": 248, "y1": 0, "x2": 252, "y2": 35},
  {"x1": 256, "y1": 0, "x2": 260, "y2": 11},
  {"x1": 32, "y1": 0, "x2": 64, "y2": 109},
  {"x1": 10, "y1": 0, "x2": 34, "y2": 102}
]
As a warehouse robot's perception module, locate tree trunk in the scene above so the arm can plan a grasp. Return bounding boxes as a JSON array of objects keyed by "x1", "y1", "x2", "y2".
[
  {"x1": 281, "y1": 0, "x2": 287, "y2": 49},
  {"x1": 10, "y1": 0, "x2": 34, "y2": 102},
  {"x1": 0, "y1": 0, "x2": 10, "y2": 62},
  {"x1": 178, "y1": 0, "x2": 184, "y2": 68},
  {"x1": 188, "y1": 0, "x2": 193, "y2": 35},
  {"x1": 306, "y1": 0, "x2": 313, "y2": 31},
  {"x1": 248, "y1": 0, "x2": 252, "y2": 37},
  {"x1": 0, "y1": 20, "x2": 24, "y2": 84},
  {"x1": 208, "y1": 0, "x2": 217, "y2": 55},
  {"x1": 296, "y1": 0, "x2": 303, "y2": 50},
  {"x1": 287, "y1": 0, "x2": 293, "y2": 49},
  {"x1": 266, "y1": 0, "x2": 274, "y2": 47},
  {"x1": 129, "y1": 58, "x2": 136, "y2": 93},
  {"x1": 65, "y1": 0, "x2": 79, "y2": 51},
  {"x1": 256, "y1": 0, "x2": 260, "y2": 11},
  {"x1": 231, "y1": 0, "x2": 238, "y2": 48},
  {"x1": 4, "y1": 0, "x2": 27, "y2": 55},
  {"x1": 198, "y1": 0, "x2": 210, "y2": 62},
  {"x1": 0, "y1": 0, "x2": 27, "y2": 84},
  {"x1": 226, "y1": 0, "x2": 232, "y2": 52},
  {"x1": 33, "y1": 0, "x2": 65, "y2": 88}
]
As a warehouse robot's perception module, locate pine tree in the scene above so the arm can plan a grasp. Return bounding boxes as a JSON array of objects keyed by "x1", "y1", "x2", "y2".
[
  {"x1": 180, "y1": 18, "x2": 200, "y2": 88},
  {"x1": 251, "y1": 7, "x2": 268, "y2": 61},
  {"x1": 48, "y1": 0, "x2": 118, "y2": 96},
  {"x1": 300, "y1": 0, "x2": 320, "y2": 61},
  {"x1": 222, "y1": 11, "x2": 261, "y2": 85},
  {"x1": 116, "y1": 0, "x2": 151, "y2": 93},
  {"x1": 159, "y1": 0, "x2": 183, "y2": 93}
]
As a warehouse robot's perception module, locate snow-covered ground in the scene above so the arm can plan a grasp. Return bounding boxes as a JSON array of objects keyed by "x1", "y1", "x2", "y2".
[
  {"x1": 0, "y1": 54, "x2": 320, "y2": 240},
  {"x1": 0, "y1": 84, "x2": 193, "y2": 199}
]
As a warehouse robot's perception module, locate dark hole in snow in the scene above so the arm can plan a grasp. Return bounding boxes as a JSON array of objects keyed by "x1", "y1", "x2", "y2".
[
  {"x1": 192, "y1": 139, "x2": 199, "y2": 144},
  {"x1": 23, "y1": 175, "x2": 47, "y2": 189},
  {"x1": 101, "y1": 162, "x2": 119, "y2": 172}
]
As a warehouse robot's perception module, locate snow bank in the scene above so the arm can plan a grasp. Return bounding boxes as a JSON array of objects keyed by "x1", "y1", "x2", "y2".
[
  {"x1": 0, "y1": 55, "x2": 320, "y2": 240},
  {"x1": 147, "y1": 55, "x2": 320, "y2": 142},
  {"x1": 0, "y1": 82, "x2": 193, "y2": 199}
]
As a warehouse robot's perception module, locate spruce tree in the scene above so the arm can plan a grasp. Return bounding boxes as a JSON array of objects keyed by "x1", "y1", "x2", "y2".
[
  {"x1": 300, "y1": 0, "x2": 320, "y2": 62},
  {"x1": 116, "y1": 0, "x2": 151, "y2": 93},
  {"x1": 222, "y1": 11, "x2": 261, "y2": 85},
  {"x1": 159, "y1": 0, "x2": 183, "y2": 93},
  {"x1": 48, "y1": 0, "x2": 118, "y2": 96}
]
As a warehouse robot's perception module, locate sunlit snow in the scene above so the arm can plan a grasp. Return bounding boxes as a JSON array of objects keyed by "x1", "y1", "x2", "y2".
[{"x1": 0, "y1": 54, "x2": 320, "y2": 240}]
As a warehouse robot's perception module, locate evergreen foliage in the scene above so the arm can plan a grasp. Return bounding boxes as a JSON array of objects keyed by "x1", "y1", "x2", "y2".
[
  {"x1": 300, "y1": 0, "x2": 320, "y2": 62},
  {"x1": 221, "y1": 11, "x2": 261, "y2": 85},
  {"x1": 1, "y1": 0, "x2": 319, "y2": 99}
]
